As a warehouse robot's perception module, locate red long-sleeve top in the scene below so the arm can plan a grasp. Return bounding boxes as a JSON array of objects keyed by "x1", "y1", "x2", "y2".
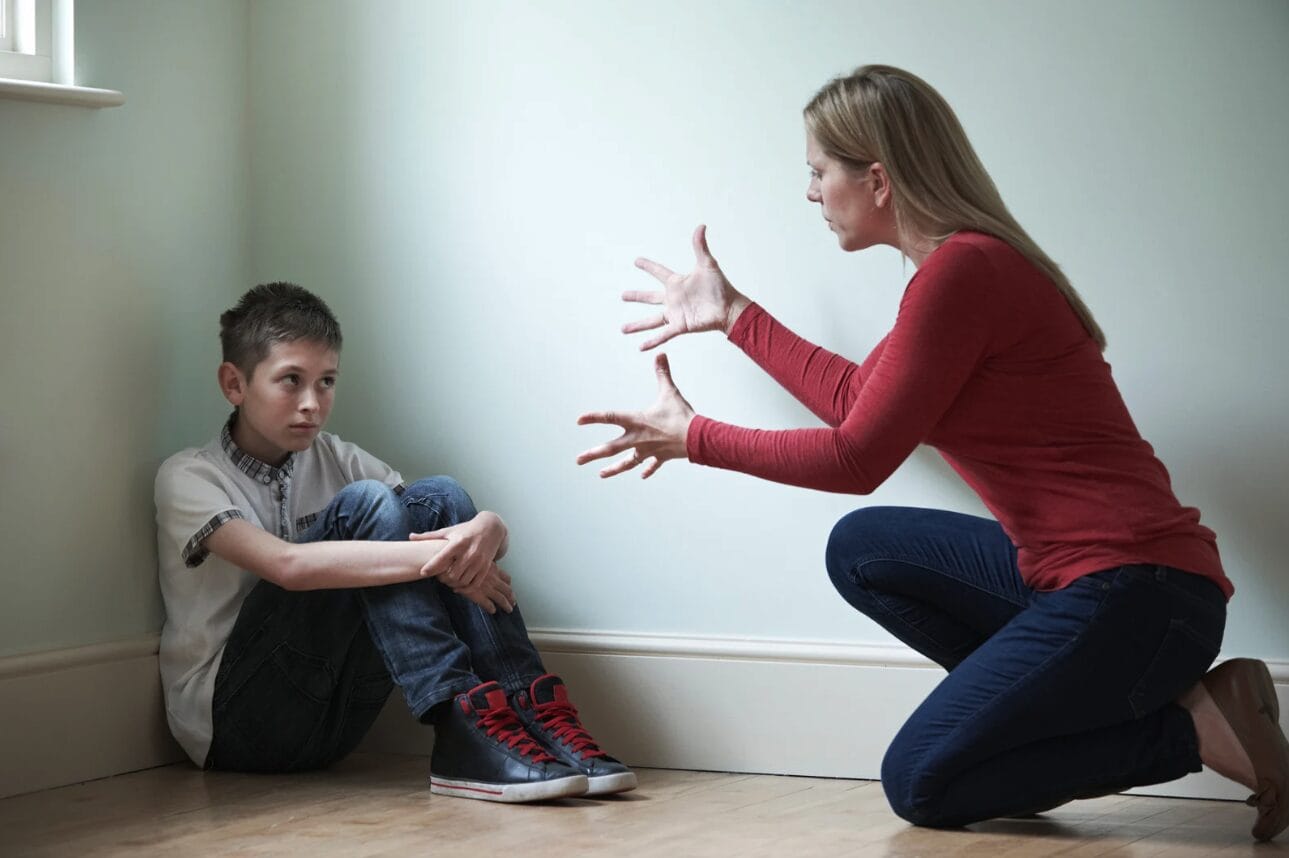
[{"x1": 687, "y1": 231, "x2": 1230, "y2": 597}]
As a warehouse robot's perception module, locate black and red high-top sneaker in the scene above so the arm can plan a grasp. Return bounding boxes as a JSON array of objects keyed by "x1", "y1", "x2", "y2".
[
  {"x1": 430, "y1": 680, "x2": 587, "y2": 802},
  {"x1": 513, "y1": 674, "x2": 637, "y2": 796}
]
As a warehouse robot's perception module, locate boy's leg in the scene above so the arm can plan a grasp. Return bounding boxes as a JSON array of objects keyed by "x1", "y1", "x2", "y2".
[
  {"x1": 880, "y1": 565, "x2": 1225, "y2": 827},
  {"x1": 397, "y1": 476, "x2": 636, "y2": 795},
  {"x1": 207, "y1": 479, "x2": 478, "y2": 772},
  {"x1": 825, "y1": 506, "x2": 1033, "y2": 668},
  {"x1": 303, "y1": 479, "x2": 486, "y2": 720},
  {"x1": 207, "y1": 583, "x2": 393, "y2": 772},
  {"x1": 392, "y1": 476, "x2": 546, "y2": 695},
  {"x1": 212, "y1": 478, "x2": 585, "y2": 799}
]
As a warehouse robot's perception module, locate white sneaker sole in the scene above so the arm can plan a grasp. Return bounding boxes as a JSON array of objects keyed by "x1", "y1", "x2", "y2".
[
  {"x1": 586, "y1": 771, "x2": 638, "y2": 796},
  {"x1": 429, "y1": 773, "x2": 588, "y2": 803}
]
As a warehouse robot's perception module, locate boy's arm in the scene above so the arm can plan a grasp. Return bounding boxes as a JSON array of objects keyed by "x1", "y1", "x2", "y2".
[{"x1": 204, "y1": 520, "x2": 515, "y2": 612}]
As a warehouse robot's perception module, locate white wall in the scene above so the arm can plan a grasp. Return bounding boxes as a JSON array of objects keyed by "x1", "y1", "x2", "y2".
[
  {"x1": 0, "y1": 1, "x2": 249, "y2": 656},
  {"x1": 246, "y1": 0, "x2": 1289, "y2": 656},
  {"x1": 5, "y1": 0, "x2": 1284, "y2": 663},
  {"x1": 246, "y1": 0, "x2": 1289, "y2": 658}
]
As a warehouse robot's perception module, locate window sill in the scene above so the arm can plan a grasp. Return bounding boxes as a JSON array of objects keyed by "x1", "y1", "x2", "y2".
[{"x1": 0, "y1": 76, "x2": 124, "y2": 107}]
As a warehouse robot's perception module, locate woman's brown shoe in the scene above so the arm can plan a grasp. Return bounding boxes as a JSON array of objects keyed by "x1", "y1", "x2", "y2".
[{"x1": 1201, "y1": 658, "x2": 1289, "y2": 841}]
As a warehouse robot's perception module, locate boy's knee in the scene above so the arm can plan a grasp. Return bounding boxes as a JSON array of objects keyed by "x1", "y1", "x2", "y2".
[
  {"x1": 336, "y1": 479, "x2": 400, "y2": 508},
  {"x1": 331, "y1": 480, "x2": 407, "y2": 536},
  {"x1": 403, "y1": 476, "x2": 478, "y2": 526}
]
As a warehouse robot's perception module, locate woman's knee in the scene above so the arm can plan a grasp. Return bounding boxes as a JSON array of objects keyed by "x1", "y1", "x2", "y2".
[
  {"x1": 881, "y1": 738, "x2": 948, "y2": 828},
  {"x1": 825, "y1": 507, "x2": 897, "y2": 599}
]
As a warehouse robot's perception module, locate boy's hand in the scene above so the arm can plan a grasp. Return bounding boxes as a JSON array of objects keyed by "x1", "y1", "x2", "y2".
[
  {"x1": 452, "y1": 563, "x2": 516, "y2": 615},
  {"x1": 410, "y1": 511, "x2": 508, "y2": 589}
]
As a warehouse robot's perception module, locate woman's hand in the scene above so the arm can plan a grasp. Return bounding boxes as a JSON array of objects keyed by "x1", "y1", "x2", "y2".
[
  {"x1": 410, "y1": 511, "x2": 507, "y2": 589},
  {"x1": 576, "y1": 353, "x2": 696, "y2": 478},
  {"x1": 623, "y1": 224, "x2": 751, "y2": 350}
]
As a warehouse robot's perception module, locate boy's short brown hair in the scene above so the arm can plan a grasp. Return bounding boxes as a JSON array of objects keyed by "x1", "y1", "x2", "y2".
[{"x1": 219, "y1": 282, "x2": 342, "y2": 377}]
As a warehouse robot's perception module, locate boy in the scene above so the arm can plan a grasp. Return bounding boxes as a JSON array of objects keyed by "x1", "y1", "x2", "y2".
[{"x1": 155, "y1": 282, "x2": 635, "y2": 802}]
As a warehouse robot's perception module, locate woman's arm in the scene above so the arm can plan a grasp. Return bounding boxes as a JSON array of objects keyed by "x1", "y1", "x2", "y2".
[
  {"x1": 584, "y1": 241, "x2": 997, "y2": 494},
  {"x1": 689, "y1": 247, "x2": 995, "y2": 493},
  {"x1": 726, "y1": 302, "x2": 884, "y2": 428},
  {"x1": 624, "y1": 225, "x2": 878, "y2": 427}
]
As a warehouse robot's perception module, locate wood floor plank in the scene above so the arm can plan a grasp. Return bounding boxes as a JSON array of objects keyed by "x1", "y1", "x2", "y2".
[{"x1": 0, "y1": 753, "x2": 1271, "y2": 857}]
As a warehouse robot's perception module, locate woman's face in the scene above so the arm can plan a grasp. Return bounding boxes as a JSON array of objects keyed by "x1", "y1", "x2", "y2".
[{"x1": 805, "y1": 134, "x2": 894, "y2": 253}]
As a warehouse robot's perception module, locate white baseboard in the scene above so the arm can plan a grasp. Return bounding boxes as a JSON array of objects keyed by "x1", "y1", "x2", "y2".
[
  {"x1": 0, "y1": 636, "x2": 185, "y2": 800},
  {"x1": 363, "y1": 629, "x2": 1289, "y2": 803},
  {"x1": 3, "y1": 631, "x2": 1286, "y2": 802}
]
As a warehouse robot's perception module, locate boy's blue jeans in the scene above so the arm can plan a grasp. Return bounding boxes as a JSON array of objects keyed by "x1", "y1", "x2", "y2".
[
  {"x1": 826, "y1": 506, "x2": 1226, "y2": 828},
  {"x1": 207, "y1": 476, "x2": 545, "y2": 772}
]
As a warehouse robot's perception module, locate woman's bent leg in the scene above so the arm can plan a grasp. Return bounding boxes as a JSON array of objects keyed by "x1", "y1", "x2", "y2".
[
  {"x1": 826, "y1": 507, "x2": 1032, "y2": 669},
  {"x1": 881, "y1": 565, "x2": 1226, "y2": 827}
]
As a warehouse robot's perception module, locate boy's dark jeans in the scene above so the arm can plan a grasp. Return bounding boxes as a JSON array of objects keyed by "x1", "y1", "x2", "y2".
[
  {"x1": 825, "y1": 506, "x2": 1226, "y2": 828},
  {"x1": 206, "y1": 476, "x2": 545, "y2": 772}
]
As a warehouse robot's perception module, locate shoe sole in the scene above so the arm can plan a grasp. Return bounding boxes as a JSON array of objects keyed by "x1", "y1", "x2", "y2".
[
  {"x1": 430, "y1": 773, "x2": 588, "y2": 803},
  {"x1": 586, "y1": 771, "x2": 638, "y2": 796}
]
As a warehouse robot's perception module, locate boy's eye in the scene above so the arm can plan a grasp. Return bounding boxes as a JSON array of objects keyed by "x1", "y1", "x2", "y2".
[
  {"x1": 281, "y1": 374, "x2": 299, "y2": 386},
  {"x1": 320, "y1": 377, "x2": 336, "y2": 389}
]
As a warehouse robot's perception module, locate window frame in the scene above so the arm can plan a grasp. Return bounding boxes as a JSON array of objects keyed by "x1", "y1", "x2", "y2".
[
  {"x1": 0, "y1": 0, "x2": 13, "y2": 53},
  {"x1": 0, "y1": 0, "x2": 119, "y2": 107},
  {"x1": 0, "y1": 0, "x2": 56, "y2": 85}
]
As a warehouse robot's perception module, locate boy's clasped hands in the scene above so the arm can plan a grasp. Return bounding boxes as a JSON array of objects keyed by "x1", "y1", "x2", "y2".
[{"x1": 412, "y1": 511, "x2": 515, "y2": 614}]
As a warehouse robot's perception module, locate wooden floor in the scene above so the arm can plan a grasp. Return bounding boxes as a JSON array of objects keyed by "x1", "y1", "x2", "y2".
[{"x1": 0, "y1": 753, "x2": 1270, "y2": 857}]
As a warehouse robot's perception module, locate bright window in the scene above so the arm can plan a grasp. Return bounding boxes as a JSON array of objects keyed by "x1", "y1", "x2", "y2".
[
  {"x1": 0, "y1": 0, "x2": 12, "y2": 52},
  {"x1": 0, "y1": 0, "x2": 59, "y2": 85},
  {"x1": 0, "y1": 0, "x2": 119, "y2": 107}
]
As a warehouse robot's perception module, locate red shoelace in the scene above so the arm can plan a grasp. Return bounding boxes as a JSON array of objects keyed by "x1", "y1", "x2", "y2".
[
  {"x1": 475, "y1": 704, "x2": 555, "y2": 764},
  {"x1": 534, "y1": 699, "x2": 607, "y2": 761}
]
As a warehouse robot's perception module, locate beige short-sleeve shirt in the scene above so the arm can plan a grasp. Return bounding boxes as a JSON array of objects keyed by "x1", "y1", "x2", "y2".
[{"x1": 154, "y1": 417, "x2": 403, "y2": 765}]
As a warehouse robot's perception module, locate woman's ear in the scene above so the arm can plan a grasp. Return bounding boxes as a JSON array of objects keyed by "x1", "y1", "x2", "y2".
[
  {"x1": 218, "y1": 362, "x2": 246, "y2": 407},
  {"x1": 870, "y1": 162, "x2": 892, "y2": 209}
]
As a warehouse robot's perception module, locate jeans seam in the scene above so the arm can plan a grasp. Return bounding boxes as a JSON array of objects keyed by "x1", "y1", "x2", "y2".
[
  {"x1": 473, "y1": 603, "x2": 524, "y2": 690},
  {"x1": 854, "y1": 555, "x2": 1030, "y2": 610},
  {"x1": 850, "y1": 556, "x2": 1027, "y2": 661}
]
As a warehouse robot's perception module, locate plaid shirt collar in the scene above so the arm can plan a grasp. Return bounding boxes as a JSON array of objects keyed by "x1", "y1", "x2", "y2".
[{"x1": 221, "y1": 412, "x2": 296, "y2": 483}]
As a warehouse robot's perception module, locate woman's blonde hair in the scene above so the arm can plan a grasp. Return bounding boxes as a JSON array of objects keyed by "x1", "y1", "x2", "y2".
[{"x1": 804, "y1": 64, "x2": 1106, "y2": 350}]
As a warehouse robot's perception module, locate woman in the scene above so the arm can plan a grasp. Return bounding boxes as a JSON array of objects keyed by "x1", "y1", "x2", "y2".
[{"x1": 576, "y1": 65, "x2": 1288, "y2": 839}]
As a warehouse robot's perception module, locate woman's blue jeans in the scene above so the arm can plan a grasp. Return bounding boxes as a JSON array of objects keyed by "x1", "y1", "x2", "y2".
[
  {"x1": 207, "y1": 476, "x2": 545, "y2": 772},
  {"x1": 825, "y1": 506, "x2": 1226, "y2": 828}
]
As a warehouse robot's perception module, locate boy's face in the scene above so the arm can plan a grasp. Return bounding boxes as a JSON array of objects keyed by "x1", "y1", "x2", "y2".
[{"x1": 218, "y1": 339, "x2": 339, "y2": 466}]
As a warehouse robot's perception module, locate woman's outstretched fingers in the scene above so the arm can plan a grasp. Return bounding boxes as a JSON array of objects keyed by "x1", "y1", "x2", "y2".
[
  {"x1": 634, "y1": 257, "x2": 675, "y2": 283},
  {"x1": 692, "y1": 223, "x2": 713, "y2": 262},
  {"x1": 577, "y1": 410, "x2": 629, "y2": 427},
  {"x1": 576, "y1": 437, "x2": 630, "y2": 465},
  {"x1": 655, "y1": 352, "x2": 676, "y2": 389},
  {"x1": 622, "y1": 289, "x2": 663, "y2": 305},
  {"x1": 622, "y1": 313, "x2": 667, "y2": 334},
  {"x1": 599, "y1": 451, "x2": 645, "y2": 479}
]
